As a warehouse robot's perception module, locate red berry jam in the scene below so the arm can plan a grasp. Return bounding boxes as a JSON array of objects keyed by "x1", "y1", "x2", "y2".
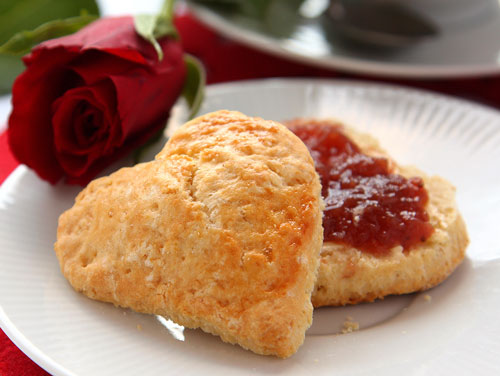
[{"x1": 288, "y1": 119, "x2": 434, "y2": 256}]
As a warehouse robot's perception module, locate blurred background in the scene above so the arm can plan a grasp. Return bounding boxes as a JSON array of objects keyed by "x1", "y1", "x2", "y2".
[{"x1": 2, "y1": 0, "x2": 500, "y2": 126}]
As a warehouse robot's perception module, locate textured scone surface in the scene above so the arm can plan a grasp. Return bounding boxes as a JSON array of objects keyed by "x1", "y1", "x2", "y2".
[
  {"x1": 55, "y1": 111, "x2": 323, "y2": 358},
  {"x1": 288, "y1": 121, "x2": 469, "y2": 307}
]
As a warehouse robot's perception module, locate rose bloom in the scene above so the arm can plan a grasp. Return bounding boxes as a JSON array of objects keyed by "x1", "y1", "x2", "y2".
[{"x1": 8, "y1": 16, "x2": 186, "y2": 185}]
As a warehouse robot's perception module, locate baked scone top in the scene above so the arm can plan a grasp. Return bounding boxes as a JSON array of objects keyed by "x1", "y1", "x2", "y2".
[{"x1": 55, "y1": 110, "x2": 323, "y2": 358}]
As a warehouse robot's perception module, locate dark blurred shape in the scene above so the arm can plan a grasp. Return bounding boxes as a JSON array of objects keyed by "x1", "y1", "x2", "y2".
[{"x1": 327, "y1": 0, "x2": 439, "y2": 47}]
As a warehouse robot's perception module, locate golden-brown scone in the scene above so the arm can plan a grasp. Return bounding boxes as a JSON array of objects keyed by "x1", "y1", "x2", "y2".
[
  {"x1": 55, "y1": 110, "x2": 323, "y2": 358},
  {"x1": 284, "y1": 119, "x2": 469, "y2": 307}
]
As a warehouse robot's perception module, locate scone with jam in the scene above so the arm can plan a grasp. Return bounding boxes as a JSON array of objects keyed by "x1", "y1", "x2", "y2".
[{"x1": 287, "y1": 118, "x2": 469, "y2": 307}]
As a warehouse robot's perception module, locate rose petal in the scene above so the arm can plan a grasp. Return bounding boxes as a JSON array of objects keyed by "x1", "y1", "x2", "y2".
[
  {"x1": 63, "y1": 41, "x2": 184, "y2": 185},
  {"x1": 51, "y1": 81, "x2": 119, "y2": 177},
  {"x1": 52, "y1": 97, "x2": 105, "y2": 155},
  {"x1": 111, "y1": 39, "x2": 186, "y2": 139},
  {"x1": 74, "y1": 106, "x2": 103, "y2": 147},
  {"x1": 8, "y1": 48, "x2": 80, "y2": 184},
  {"x1": 69, "y1": 50, "x2": 140, "y2": 85},
  {"x1": 64, "y1": 115, "x2": 167, "y2": 185},
  {"x1": 35, "y1": 17, "x2": 158, "y2": 65}
]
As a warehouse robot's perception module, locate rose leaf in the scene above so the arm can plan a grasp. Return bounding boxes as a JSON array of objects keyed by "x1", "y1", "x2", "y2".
[
  {"x1": 0, "y1": 0, "x2": 99, "y2": 46},
  {"x1": 0, "y1": 13, "x2": 98, "y2": 56},
  {"x1": 133, "y1": 0, "x2": 178, "y2": 61},
  {"x1": 132, "y1": 127, "x2": 166, "y2": 165},
  {"x1": 182, "y1": 54, "x2": 206, "y2": 120}
]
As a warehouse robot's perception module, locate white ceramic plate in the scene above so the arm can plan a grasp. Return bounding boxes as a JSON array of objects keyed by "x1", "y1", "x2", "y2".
[
  {"x1": 1, "y1": 79, "x2": 500, "y2": 375},
  {"x1": 187, "y1": 0, "x2": 500, "y2": 79}
]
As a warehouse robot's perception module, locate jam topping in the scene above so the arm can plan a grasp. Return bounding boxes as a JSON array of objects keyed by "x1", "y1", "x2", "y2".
[{"x1": 288, "y1": 119, "x2": 434, "y2": 256}]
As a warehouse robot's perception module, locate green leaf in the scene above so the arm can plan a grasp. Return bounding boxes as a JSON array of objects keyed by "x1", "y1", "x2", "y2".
[
  {"x1": 133, "y1": 0, "x2": 178, "y2": 61},
  {"x1": 0, "y1": 0, "x2": 99, "y2": 45},
  {"x1": 0, "y1": 0, "x2": 99, "y2": 94},
  {"x1": 0, "y1": 14, "x2": 98, "y2": 56},
  {"x1": 133, "y1": 127, "x2": 165, "y2": 165},
  {"x1": 0, "y1": 55, "x2": 24, "y2": 93},
  {"x1": 182, "y1": 54, "x2": 206, "y2": 120},
  {"x1": 159, "y1": 0, "x2": 176, "y2": 21},
  {"x1": 134, "y1": 15, "x2": 167, "y2": 61}
]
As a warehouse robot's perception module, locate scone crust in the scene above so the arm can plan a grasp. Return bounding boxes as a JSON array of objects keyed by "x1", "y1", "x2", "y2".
[
  {"x1": 285, "y1": 119, "x2": 469, "y2": 307},
  {"x1": 55, "y1": 110, "x2": 323, "y2": 358}
]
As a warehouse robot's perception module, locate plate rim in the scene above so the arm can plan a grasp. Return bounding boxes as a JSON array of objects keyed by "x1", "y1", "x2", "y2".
[
  {"x1": 0, "y1": 301, "x2": 75, "y2": 376},
  {"x1": 0, "y1": 166, "x2": 75, "y2": 376},
  {"x1": 186, "y1": 2, "x2": 500, "y2": 79},
  {"x1": 203, "y1": 77, "x2": 500, "y2": 117}
]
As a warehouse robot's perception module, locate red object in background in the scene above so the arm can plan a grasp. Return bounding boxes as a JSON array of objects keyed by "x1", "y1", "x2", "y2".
[
  {"x1": 0, "y1": 132, "x2": 18, "y2": 184},
  {"x1": 0, "y1": 330, "x2": 50, "y2": 376},
  {"x1": 2, "y1": 11, "x2": 500, "y2": 376}
]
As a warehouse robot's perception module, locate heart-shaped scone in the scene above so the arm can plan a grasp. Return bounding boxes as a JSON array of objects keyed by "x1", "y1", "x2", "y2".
[{"x1": 55, "y1": 110, "x2": 323, "y2": 358}]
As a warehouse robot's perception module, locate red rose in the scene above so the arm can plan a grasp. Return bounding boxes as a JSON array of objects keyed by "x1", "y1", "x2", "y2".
[{"x1": 7, "y1": 16, "x2": 186, "y2": 185}]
